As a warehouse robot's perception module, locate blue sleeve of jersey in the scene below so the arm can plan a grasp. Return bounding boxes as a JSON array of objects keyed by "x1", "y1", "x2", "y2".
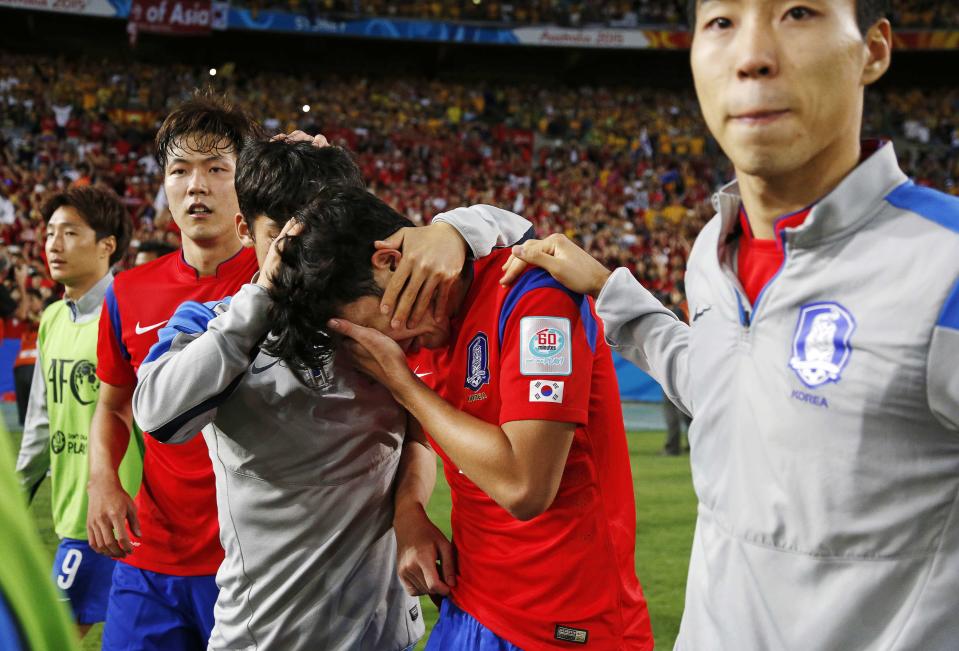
[
  {"x1": 144, "y1": 297, "x2": 232, "y2": 364},
  {"x1": 498, "y1": 268, "x2": 598, "y2": 353},
  {"x1": 104, "y1": 283, "x2": 132, "y2": 362}
]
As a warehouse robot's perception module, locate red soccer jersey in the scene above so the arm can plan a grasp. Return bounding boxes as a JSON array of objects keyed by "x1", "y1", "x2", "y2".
[
  {"x1": 409, "y1": 249, "x2": 653, "y2": 650},
  {"x1": 98, "y1": 247, "x2": 258, "y2": 575}
]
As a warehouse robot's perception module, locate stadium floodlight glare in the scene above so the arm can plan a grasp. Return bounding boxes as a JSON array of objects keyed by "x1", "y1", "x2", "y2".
[
  {"x1": 209, "y1": 68, "x2": 217, "y2": 76},
  {"x1": 302, "y1": 104, "x2": 311, "y2": 113}
]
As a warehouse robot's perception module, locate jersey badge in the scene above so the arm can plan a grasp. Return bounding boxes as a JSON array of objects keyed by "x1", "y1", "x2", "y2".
[
  {"x1": 554, "y1": 624, "x2": 588, "y2": 644},
  {"x1": 521, "y1": 316, "x2": 571, "y2": 376},
  {"x1": 789, "y1": 302, "x2": 856, "y2": 389},
  {"x1": 530, "y1": 380, "x2": 564, "y2": 403},
  {"x1": 465, "y1": 332, "x2": 490, "y2": 391}
]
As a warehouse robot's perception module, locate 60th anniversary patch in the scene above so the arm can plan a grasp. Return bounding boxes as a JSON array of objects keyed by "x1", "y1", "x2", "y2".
[{"x1": 520, "y1": 316, "x2": 572, "y2": 376}]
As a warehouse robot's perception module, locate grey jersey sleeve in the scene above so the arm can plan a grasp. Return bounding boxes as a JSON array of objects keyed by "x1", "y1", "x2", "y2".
[
  {"x1": 431, "y1": 204, "x2": 533, "y2": 258},
  {"x1": 133, "y1": 284, "x2": 271, "y2": 444},
  {"x1": 16, "y1": 350, "x2": 49, "y2": 500},
  {"x1": 927, "y1": 278, "x2": 959, "y2": 430},
  {"x1": 595, "y1": 267, "x2": 692, "y2": 416}
]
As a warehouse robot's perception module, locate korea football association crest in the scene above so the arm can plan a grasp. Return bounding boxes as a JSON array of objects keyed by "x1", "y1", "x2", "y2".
[
  {"x1": 788, "y1": 302, "x2": 857, "y2": 389},
  {"x1": 465, "y1": 332, "x2": 491, "y2": 391}
]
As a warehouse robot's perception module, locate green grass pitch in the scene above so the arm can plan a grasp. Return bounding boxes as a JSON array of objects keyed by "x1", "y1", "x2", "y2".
[{"x1": 15, "y1": 430, "x2": 696, "y2": 650}]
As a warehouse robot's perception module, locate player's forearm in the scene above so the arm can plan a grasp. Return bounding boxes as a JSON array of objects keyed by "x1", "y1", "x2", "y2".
[
  {"x1": 393, "y1": 378, "x2": 535, "y2": 518},
  {"x1": 16, "y1": 360, "x2": 50, "y2": 498},
  {"x1": 394, "y1": 436, "x2": 437, "y2": 522},
  {"x1": 88, "y1": 399, "x2": 133, "y2": 485}
]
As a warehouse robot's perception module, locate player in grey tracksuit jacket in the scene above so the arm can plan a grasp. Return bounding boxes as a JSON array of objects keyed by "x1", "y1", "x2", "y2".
[
  {"x1": 597, "y1": 141, "x2": 959, "y2": 650},
  {"x1": 132, "y1": 205, "x2": 532, "y2": 651}
]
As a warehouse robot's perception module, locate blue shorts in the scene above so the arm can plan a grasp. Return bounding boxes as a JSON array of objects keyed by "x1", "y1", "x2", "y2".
[
  {"x1": 425, "y1": 599, "x2": 524, "y2": 651},
  {"x1": 101, "y1": 562, "x2": 218, "y2": 651},
  {"x1": 0, "y1": 591, "x2": 25, "y2": 650},
  {"x1": 51, "y1": 538, "x2": 116, "y2": 625}
]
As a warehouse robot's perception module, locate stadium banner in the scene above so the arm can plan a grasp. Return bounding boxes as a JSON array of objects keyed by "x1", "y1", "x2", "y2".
[
  {"x1": 512, "y1": 26, "x2": 692, "y2": 49},
  {"x1": 222, "y1": 13, "x2": 959, "y2": 51},
  {"x1": 129, "y1": 0, "x2": 222, "y2": 34},
  {"x1": 225, "y1": 11, "x2": 699, "y2": 50},
  {"x1": 0, "y1": 0, "x2": 121, "y2": 17},
  {"x1": 227, "y1": 12, "x2": 517, "y2": 43}
]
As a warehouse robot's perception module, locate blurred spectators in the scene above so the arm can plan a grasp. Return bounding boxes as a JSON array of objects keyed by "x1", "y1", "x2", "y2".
[
  {"x1": 1, "y1": 51, "x2": 957, "y2": 332},
  {"x1": 134, "y1": 240, "x2": 177, "y2": 267},
  {"x1": 232, "y1": 0, "x2": 688, "y2": 27},
  {"x1": 228, "y1": 0, "x2": 959, "y2": 29},
  {"x1": 893, "y1": 1, "x2": 959, "y2": 28}
]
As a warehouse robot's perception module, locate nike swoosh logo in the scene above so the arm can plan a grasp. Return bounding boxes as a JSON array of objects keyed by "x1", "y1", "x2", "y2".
[
  {"x1": 413, "y1": 366, "x2": 432, "y2": 379},
  {"x1": 692, "y1": 306, "x2": 712, "y2": 323},
  {"x1": 135, "y1": 320, "x2": 168, "y2": 335},
  {"x1": 251, "y1": 359, "x2": 280, "y2": 375}
]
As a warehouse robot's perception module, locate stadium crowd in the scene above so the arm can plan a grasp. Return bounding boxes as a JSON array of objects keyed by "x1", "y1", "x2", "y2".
[
  {"x1": 234, "y1": 0, "x2": 688, "y2": 26},
  {"x1": 1, "y1": 52, "x2": 957, "y2": 386},
  {"x1": 228, "y1": 0, "x2": 959, "y2": 28}
]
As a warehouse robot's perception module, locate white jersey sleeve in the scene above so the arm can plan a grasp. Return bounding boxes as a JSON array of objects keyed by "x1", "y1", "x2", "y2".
[
  {"x1": 431, "y1": 204, "x2": 533, "y2": 258},
  {"x1": 133, "y1": 284, "x2": 271, "y2": 444},
  {"x1": 595, "y1": 267, "x2": 692, "y2": 416},
  {"x1": 16, "y1": 349, "x2": 50, "y2": 500}
]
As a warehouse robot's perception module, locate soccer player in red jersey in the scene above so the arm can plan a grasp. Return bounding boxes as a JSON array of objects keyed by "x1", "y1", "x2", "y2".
[
  {"x1": 85, "y1": 93, "x2": 265, "y2": 650},
  {"x1": 85, "y1": 102, "x2": 512, "y2": 648},
  {"x1": 269, "y1": 187, "x2": 654, "y2": 651}
]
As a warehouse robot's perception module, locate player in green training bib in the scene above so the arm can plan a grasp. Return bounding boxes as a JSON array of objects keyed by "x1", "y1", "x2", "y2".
[{"x1": 16, "y1": 186, "x2": 142, "y2": 638}]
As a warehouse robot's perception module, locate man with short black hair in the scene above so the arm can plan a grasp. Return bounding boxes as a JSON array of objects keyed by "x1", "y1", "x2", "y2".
[
  {"x1": 17, "y1": 185, "x2": 142, "y2": 638},
  {"x1": 87, "y1": 91, "x2": 263, "y2": 651},
  {"x1": 132, "y1": 139, "x2": 534, "y2": 649},
  {"x1": 506, "y1": 1, "x2": 959, "y2": 648},
  {"x1": 262, "y1": 187, "x2": 654, "y2": 650}
]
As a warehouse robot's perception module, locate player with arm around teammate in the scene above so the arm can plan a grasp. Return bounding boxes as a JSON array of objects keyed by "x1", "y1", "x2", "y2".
[
  {"x1": 131, "y1": 139, "x2": 535, "y2": 650},
  {"x1": 501, "y1": 1, "x2": 959, "y2": 648},
  {"x1": 266, "y1": 186, "x2": 655, "y2": 651}
]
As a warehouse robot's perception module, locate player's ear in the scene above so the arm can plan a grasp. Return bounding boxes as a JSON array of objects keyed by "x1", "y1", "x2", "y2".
[
  {"x1": 861, "y1": 18, "x2": 892, "y2": 86},
  {"x1": 371, "y1": 248, "x2": 401, "y2": 272},
  {"x1": 98, "y1": 235, "x2": 116, "y2": 261},
  {"x1": 236, "y1": 213, "x2": 255, "y2": 248}
]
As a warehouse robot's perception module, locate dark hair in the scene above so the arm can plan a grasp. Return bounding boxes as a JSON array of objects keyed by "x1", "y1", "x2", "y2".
[
  {"x1": 686, "y1": 0, "x2": 889, "y2": 34},
  {"x1": 42, "y1": 186, "x2": 132, "y2": 266},
  {"x1": 154, "y1": 89, "x2": 264, "y2": 171},
  {"x1": 137, "y1": 240, "x2": 178, "y2": 258},
  {"x1": 235, "y1": 140, "x2": 365, "y2": 231},
  {"x1": 264, "y1": 187, "x2": 413, "y2": 376}
]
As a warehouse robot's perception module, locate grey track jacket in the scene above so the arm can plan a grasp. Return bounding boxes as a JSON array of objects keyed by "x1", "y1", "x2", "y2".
[
  {"x1": 596, "y1": 143, "x2": 959, "y2": 650},
  {"x1": 132, "y1": 205, "x2": 532, "y2": 651}
]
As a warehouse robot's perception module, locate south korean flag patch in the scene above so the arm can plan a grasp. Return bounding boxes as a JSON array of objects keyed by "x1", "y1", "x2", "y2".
[{"x1": 530, "y1": 380, "x2": 564, "y2": 404}]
